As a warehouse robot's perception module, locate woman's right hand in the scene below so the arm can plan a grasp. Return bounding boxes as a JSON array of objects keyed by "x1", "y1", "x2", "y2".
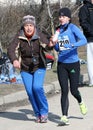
[{"x1": 13, "y1": 60, "x2": 21, "y2": 69}]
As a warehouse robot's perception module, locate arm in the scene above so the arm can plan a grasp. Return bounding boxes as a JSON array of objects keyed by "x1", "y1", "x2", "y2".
[
  {"x1": 63, "y1": 24, "x2": 87, "y2": 49},
  {"x1": 7, "y1": 33, "x2": 21, "y2": 69},
  {"x1": 71, "y1": 24, "x2": 87, "y2": 47}
]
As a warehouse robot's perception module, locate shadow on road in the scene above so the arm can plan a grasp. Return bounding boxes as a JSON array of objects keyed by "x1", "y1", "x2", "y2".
[
  {"x1": 48, "y1": 112, "x2": 83, "y2": 124},
  {"x1": 0, "y1": 109, "x2": 34, "y2": 121},
  {"x1": 0, "y1": 108, "x2": 83, "y2": 124}
]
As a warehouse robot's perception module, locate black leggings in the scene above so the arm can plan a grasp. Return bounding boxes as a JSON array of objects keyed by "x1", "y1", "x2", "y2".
[{"x1": 57, "y1": 61, "x2": 82, "y2": 116}]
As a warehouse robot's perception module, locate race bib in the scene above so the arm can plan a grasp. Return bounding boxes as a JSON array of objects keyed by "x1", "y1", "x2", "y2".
[{"x1": 58, "y1": 35, "x2": 70, "y2": 50}]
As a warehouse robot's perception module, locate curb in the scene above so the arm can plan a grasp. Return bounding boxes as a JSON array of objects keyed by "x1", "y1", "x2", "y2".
[
  {"x1": 0, "y1": 73, "x2": 89, "y2": 106},
  {"x1": 0, "y1": 81, "x2": 60, "y2": 106}
]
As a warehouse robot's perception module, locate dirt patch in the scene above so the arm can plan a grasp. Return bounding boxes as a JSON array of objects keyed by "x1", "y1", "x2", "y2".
[{"x1": 0, "y1": 46, "x2": 88, "y2": 96}]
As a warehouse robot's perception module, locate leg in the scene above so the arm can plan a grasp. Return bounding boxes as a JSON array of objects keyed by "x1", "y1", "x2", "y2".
[
  {"x1": 69, "y1": 62, "x2": 87, "y2": 115},
  {"x1": 33, "y1": 68, "x2": 48, "y2": 117},
  {"x1": 57, "y1": 62, "x2": 70, "y2": 125},
  {"x1": 87, "y1": 42, "x2": 93, "y2": 86},
  {"x1": 69, "y1": 62, "x2": 82, "y2": 103},
  {"x1": 57, "y1": 62, "x2": 69, "y2": 116},
  {"x1": 21, "y1": 71, "x2": 40, "y2": 117}
]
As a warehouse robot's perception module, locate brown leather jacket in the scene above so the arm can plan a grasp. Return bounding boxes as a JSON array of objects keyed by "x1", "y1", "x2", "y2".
[{"x1": 7, "y1": 28, "x2": 50, "y2": 73}]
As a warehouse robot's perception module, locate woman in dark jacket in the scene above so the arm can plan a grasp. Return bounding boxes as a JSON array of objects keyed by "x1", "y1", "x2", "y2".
[
  {"x1": 79, "y1": 0, "x2": 93, "y2": 86},
  {"x1": 7, "y1": 15, "x2": 50, "y2": 123}
]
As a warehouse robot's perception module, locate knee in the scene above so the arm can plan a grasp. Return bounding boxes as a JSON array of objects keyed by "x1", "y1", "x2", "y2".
[
  {"x1": 33, "y1": 84, "x2": 43, "y2": 92},
  {"x1": 24, "y1": 86, "x2": 33, "y2": 97},
  {"x1": 61, "y1": 89, "x2": 68, "y2": 96},
  {"x1": 71, "y1": 90, "x2": 77, "y2": 97}
]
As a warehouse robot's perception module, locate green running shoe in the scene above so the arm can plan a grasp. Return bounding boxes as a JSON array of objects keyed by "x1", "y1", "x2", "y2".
[
  {"x1": 58, "y1": 115, "x2": 70, "y2": 126},
  {"x1": 79, "y1": 102, "x2": 87, "y2": 115}
]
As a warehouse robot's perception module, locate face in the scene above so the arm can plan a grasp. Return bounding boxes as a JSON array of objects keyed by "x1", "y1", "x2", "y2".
[
  {"x1": 24, "y1": 23, "x2": 35, "y2": 37},
  {"x1": 59, "y1": 16, "x2": 70, "y2": 25},
  {"x1": 91, "y1": 0, "x2": 93, "y2": 4}
]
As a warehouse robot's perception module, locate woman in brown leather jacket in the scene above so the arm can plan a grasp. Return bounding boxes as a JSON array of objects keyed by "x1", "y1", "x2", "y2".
[{"x1": 7, "y1": 15, "x2": 50, "y2": 123}]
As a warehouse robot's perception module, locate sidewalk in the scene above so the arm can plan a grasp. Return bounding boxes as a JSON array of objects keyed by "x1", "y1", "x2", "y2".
[
  {"x1": 0, "y1": 74, "x2": 89, "y2": 106},
  {"x1": 0, "y1": 81, "x2": 60, "y2": 106},
  {"x1": 0, "y1": 64, "x2": 89, "y2": 107},
  {"x1": 0, "y1": 86, "x2": 93, "y2": 130}
]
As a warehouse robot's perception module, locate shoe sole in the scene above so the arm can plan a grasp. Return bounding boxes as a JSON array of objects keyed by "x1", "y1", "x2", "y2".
[
  {"x1": 58, "y1": 121, "x2": 70, "y2": 126},
  {"x1": 40, "y1": 121, "x2": 47, "y2": 123},
  {"x1": 81, "y1": 111, "x2": 87, "y2": 115}
]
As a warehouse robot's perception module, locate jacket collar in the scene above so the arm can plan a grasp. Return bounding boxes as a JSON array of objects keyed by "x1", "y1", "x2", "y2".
[{"x1": 18, "y1": 28, "x2": 40, "y2": 41}]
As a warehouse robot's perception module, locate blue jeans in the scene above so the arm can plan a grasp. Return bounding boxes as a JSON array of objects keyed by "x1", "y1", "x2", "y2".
[{"x1": 21, "y1": 68, "x2": 48, "y2": 117}]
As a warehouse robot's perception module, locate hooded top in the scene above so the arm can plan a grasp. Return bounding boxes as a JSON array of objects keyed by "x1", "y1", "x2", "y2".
[
  {"x1": 79, "y1": 0, "x2": 93, "y2": 42},
  {"x1": 83, "y1": 0, "x2": 91, "y2": 4}
]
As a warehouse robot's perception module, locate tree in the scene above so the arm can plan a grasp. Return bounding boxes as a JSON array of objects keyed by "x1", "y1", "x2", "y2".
[{"x1": 0, "y1": 0, "x2": 80, "y2": 50}]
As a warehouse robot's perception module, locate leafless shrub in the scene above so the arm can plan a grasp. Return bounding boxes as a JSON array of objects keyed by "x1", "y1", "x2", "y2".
[{"x1": 0, "y1": 0, "x2": 80, "y2": 49}]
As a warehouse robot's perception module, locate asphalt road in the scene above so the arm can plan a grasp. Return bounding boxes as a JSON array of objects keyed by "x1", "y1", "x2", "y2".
[{"x1": 0, "y1": 86, "x2": 93, "y2": 130}]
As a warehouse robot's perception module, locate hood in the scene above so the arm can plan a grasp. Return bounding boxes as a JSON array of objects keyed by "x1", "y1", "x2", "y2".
[{"x1": 83, "y1": 0, "x2": 91, "y2": 4}]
